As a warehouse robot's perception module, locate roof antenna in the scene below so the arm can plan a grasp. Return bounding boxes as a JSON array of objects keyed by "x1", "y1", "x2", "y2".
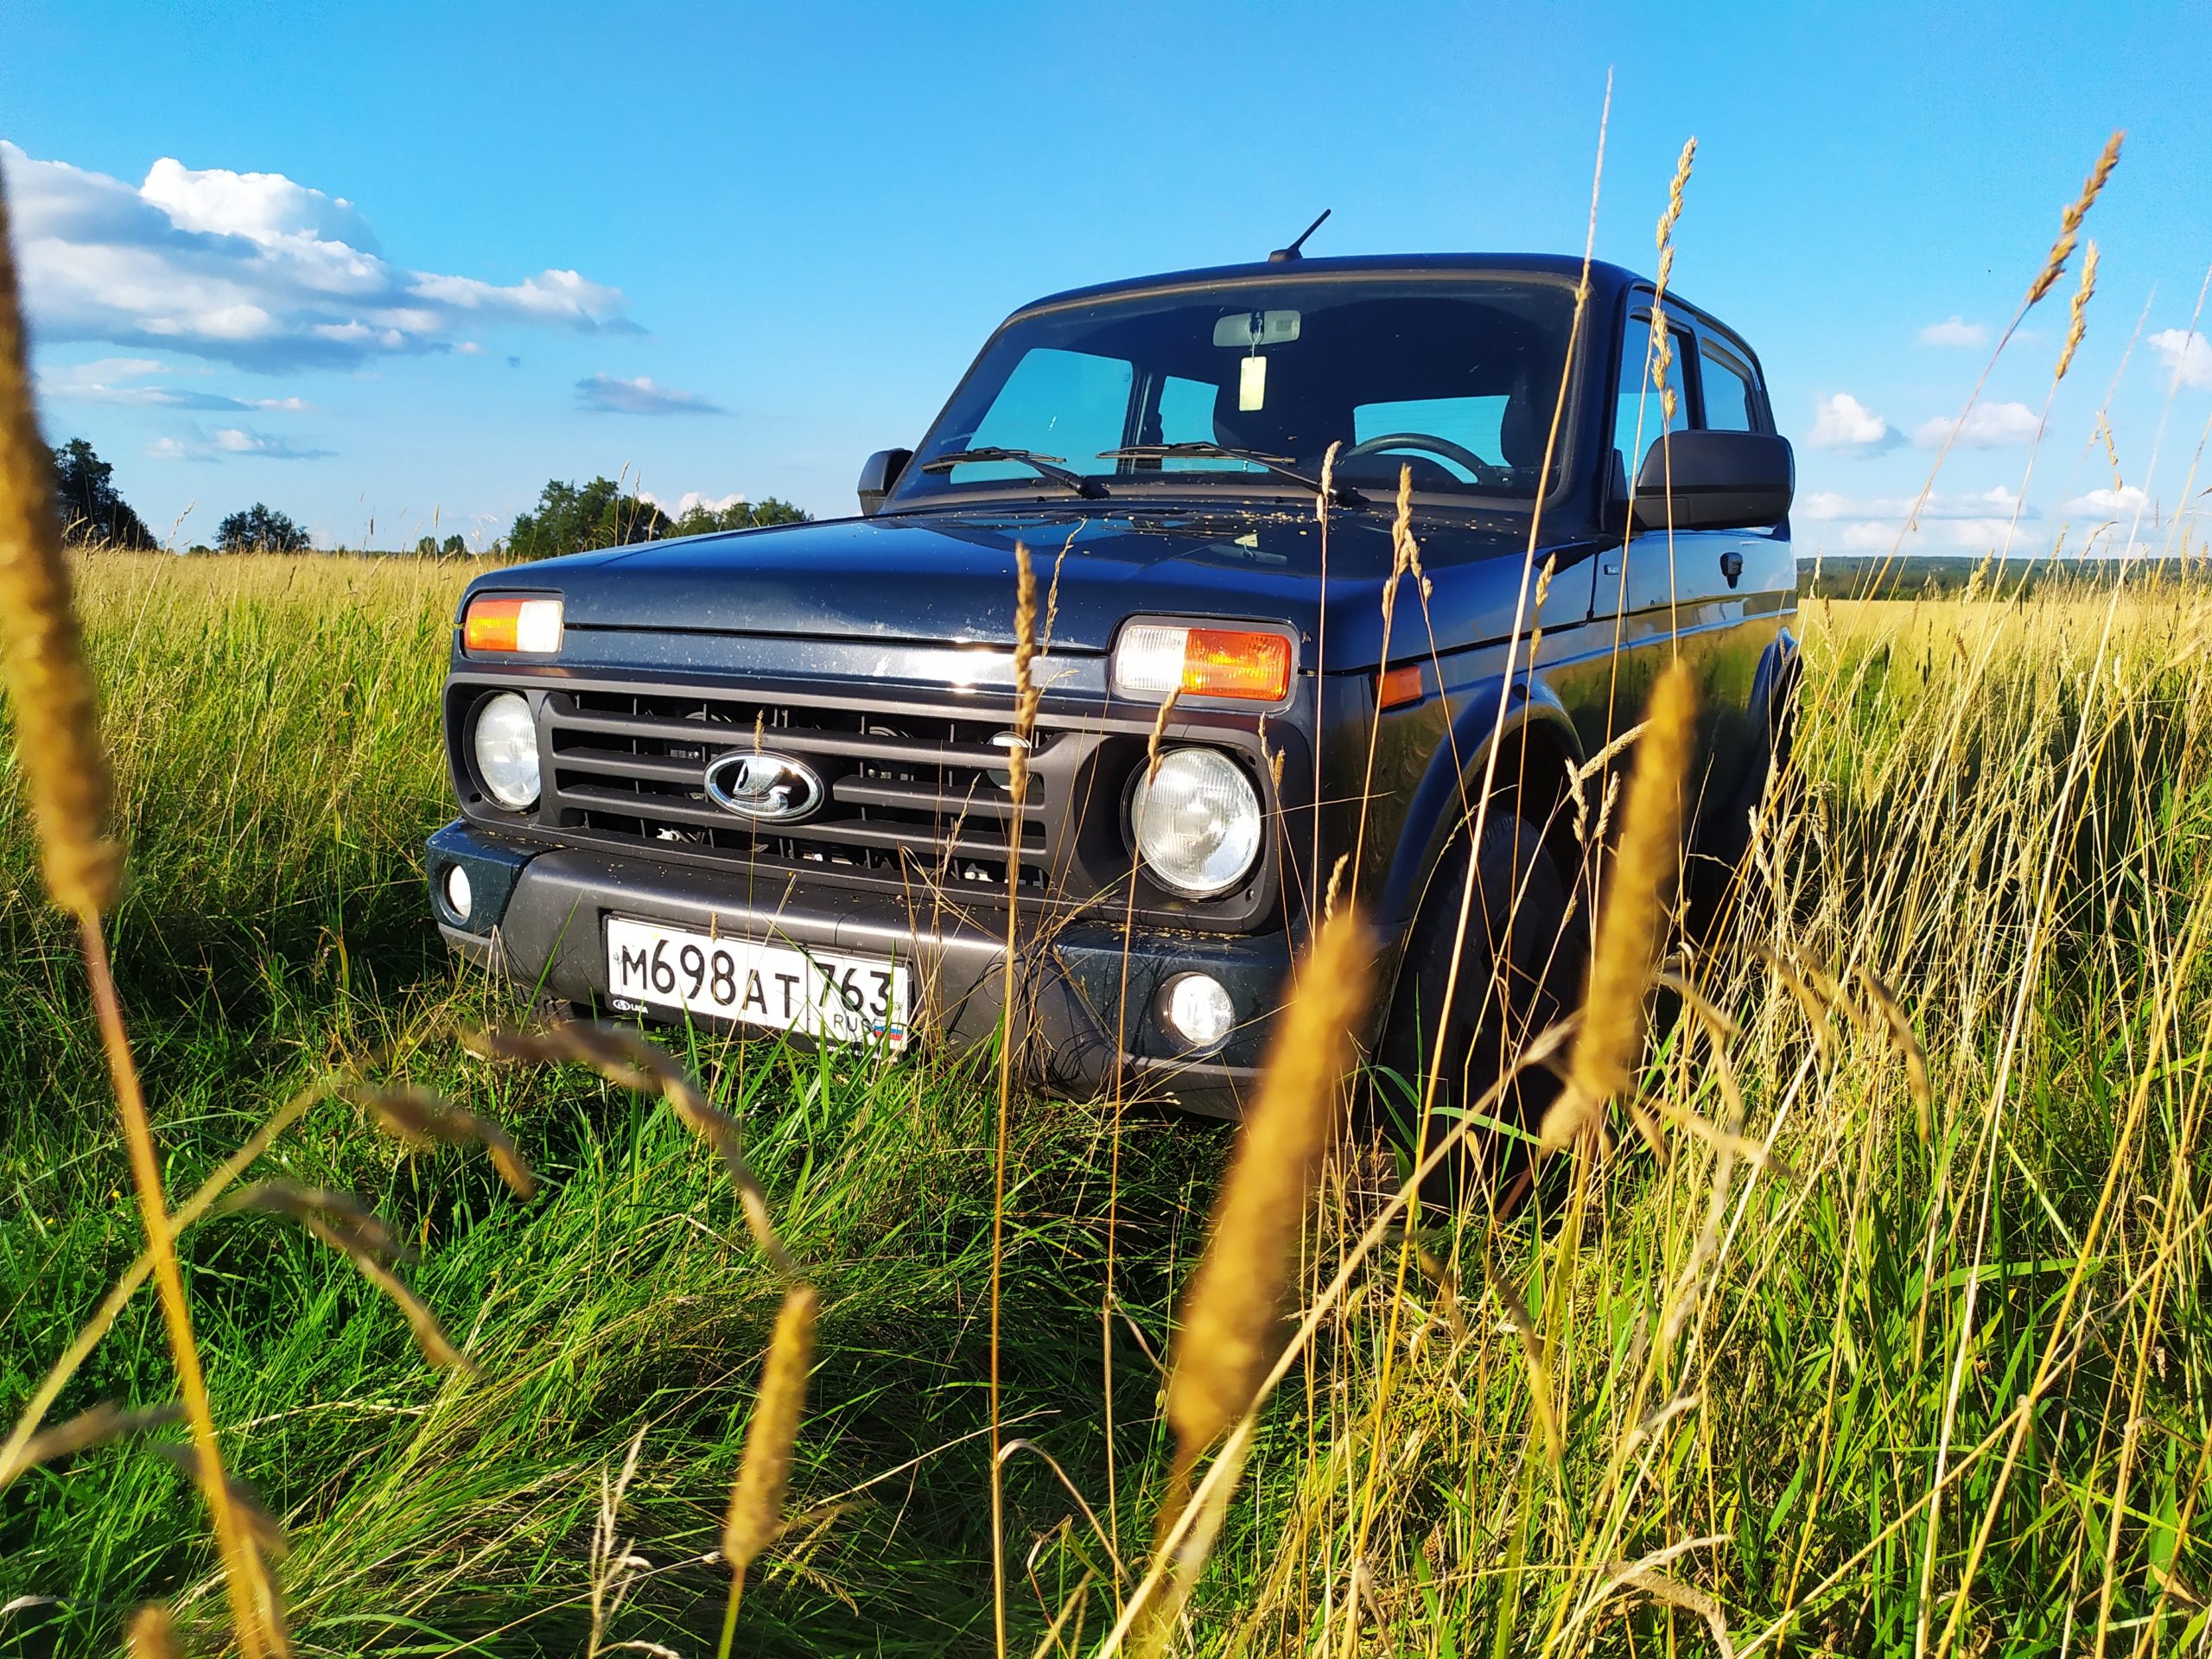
[{"x1": 1268, "y1": 208, "x2": 1332, "y2": 264}]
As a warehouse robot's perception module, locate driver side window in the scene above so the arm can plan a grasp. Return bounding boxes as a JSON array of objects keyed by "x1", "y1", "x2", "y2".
[{"x1": 1351, "y1": 396, "x2": 1509, "y2": 482}]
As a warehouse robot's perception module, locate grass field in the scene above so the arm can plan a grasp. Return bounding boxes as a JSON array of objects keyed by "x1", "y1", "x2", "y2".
[{"x1": 2, "y1": 550, "x2": 2209, "y2": 1656}]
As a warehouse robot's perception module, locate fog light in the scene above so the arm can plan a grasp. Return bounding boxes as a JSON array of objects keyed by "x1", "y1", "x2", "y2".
[
  {"x1": 1160, "y1": 971, "x2": 1236, "y2": 1050},
  {"x1": 442, "y1": 862, "x2": 473, "y2": 923}
]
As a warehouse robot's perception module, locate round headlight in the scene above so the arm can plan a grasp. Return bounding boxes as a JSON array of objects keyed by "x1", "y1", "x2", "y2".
[
  {"x1": 473, "y1": 691, "x2": 540, "y2": 810},
  {"x1": 1129, "y1": 747, "x2": 1262, "y2": 898}
]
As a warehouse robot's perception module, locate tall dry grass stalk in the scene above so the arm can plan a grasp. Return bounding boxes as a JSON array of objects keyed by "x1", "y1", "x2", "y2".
[
  {"x1": 354, "y1": 1083, "x2": 537, "y2": 1196},
  {"x1": 986, "y1": 537, "x2": 1042, "y2": 1656},
  {"x1": 1889, "y1": 130, "x2": 2120, "y2": 572},
  {"x1": 126, "y1": 1605, "x2": 180, "y2": 1659},
  {"x1": 1162, "y1": 911, "x2": 1375, "y2": 1481},
  {"x1": 0, "y1": 188, "x2": 119, "y2": 918},
  {"x1": 2056, "y1": 240, "x2": 2101, "y2": 383},
  {"x1": 476, "y1": 1020, "x2": 793, "y2": 1275},
  {"x1": 1647, "y1": 137, "x2": 1696, "y2": 431},
  {"x1": 1542, "y1": 661, "x2": 1696, "y2": 1152},
  {"x1": 1350, "y1": 466, "x2": 1430, "y2": 881},
  {"x1": 2027, "y1": 133, "x2": 2123, "y2": 306},
  {"x1": 0, "y1": 169, "x2": 281, "y2": 1655},
  {"x1": 1118, "y1": 911, "x2": 1372, "y2": 1651},
  {"x1": 717, "y1": 1282, "x2": 819, "y2": 1659},
  {"x1": 1414, "y1": 77, "x2": 1611, "y2": 1149},
  {"x1": 1103, "y1": 676, "x2": 1186, "y2": 1549}
]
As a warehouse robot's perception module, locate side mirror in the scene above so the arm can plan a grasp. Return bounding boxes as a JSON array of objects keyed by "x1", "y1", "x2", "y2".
[
  {"x1": 1631, "y1": 430, "x2": 1793, "y2": 531},
  {"x1": 858, "y1": 448, "x2": 913, "y2": 517}
]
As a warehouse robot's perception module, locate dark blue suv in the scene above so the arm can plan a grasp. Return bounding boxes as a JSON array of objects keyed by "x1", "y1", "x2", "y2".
[{"x1": 425, "y1": 253, "x2": 1796, "y2": 1122}]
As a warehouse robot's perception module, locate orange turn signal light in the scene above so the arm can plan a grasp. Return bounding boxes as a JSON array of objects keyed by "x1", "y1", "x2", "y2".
[
  {"x1": 1180, "y1": 627, "x2": 1292, "y2": 701},
  {"x1": 1115, "y1": 621, "x2": 1293, "y2": 703},
  {"x1": 463, "y1": 594, "x2": 563, "y2": 654},
  {"x1": 1378, "y1": 663, "x2": 1424, "y2": 709}
]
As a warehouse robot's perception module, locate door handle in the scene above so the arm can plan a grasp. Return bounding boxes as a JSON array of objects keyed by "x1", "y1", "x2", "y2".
[{"x1": 1719, "y1": 550, "x2": 1744, "y2": 588}]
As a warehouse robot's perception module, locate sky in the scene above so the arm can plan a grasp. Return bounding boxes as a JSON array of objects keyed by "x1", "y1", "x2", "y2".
[{"x1": 3, "y1": 0, "x2": 2209, "y2": 556}]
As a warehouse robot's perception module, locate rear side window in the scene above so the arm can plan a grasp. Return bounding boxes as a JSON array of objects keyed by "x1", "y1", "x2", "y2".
[
  {"x1": 1615, "y1": 317, "x2": 1693, "y2": 478},
  {"x1": 1700, "y1": 344, "x2": 1758, "y2": 432}
]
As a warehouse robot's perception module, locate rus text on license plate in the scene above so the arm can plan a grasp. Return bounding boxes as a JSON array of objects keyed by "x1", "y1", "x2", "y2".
[{"x1": 604, "y1": 918, "x2": 909, "y2": 1052}]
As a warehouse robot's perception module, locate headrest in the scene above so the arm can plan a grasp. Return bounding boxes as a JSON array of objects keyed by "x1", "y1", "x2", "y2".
[{"x1": 1499, "y1": 380, "x2": 1547, "y2": 470}]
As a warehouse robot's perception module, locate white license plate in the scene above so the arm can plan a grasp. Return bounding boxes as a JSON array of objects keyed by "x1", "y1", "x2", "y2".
[{"x1": 604, "y1": 918, "x2": 910, "y2": 1052}]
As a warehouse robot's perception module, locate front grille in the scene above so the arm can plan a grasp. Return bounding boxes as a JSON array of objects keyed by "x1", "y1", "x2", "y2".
[{"x1": 539, "y1": 686, "x2": 1108, "y2": 903}]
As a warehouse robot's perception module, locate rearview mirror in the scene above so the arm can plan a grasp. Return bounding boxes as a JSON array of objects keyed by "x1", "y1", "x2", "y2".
[
  {"x1": 1632, "y1": 430, "x2": 1793, "y2": 532},
  {"x1": 1211, "y1": 309, "x2": 1302, "y2": 347},
  {"x1": 858, "y1": 448, "x2": 912, "y2": 517}
]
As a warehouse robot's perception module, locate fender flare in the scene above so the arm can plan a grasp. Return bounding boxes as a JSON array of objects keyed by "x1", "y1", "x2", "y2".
[{"x1": 1377, "y1": 676, "x2": 1586, "y2": 931}]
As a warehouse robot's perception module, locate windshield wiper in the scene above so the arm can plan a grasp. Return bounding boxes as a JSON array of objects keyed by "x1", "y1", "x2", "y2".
[
  {"x1": 1096, "y1": 442, "x2": 1368, "y2": 506},
  {"x1": 918, "y1": 447, "x2": 1107, "y2": 499}
]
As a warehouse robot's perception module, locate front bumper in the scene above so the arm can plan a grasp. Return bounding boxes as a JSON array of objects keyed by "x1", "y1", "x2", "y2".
[{"x1": 427, "y1": 818, "x2": 1295, "y2": 1116}]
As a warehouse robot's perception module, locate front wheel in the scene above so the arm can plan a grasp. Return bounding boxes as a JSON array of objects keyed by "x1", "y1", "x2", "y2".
[{"x1": 1373, "y1": 813, "x2": 1585, "y2": 1189}]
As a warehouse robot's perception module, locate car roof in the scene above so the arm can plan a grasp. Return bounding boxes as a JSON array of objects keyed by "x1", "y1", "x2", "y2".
[
  {"x1": 1014, "y1": 253, "x2": 1629, "y2": 310},
  {"x1": 1009, "y1": 252, "x2": 1747, "y2": 360}
]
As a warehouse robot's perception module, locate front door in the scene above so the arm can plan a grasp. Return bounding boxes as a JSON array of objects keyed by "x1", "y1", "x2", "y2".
[{"x1": 1586, "y1": 300, "x2": 1789, "y2": 836}]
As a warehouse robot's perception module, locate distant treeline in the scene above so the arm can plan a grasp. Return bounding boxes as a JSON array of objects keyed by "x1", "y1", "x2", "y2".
[
  {"x1": 49, "y1": 436, "x2": 812, "y2": 556},
  {"x1": 1800, "y1": 552, "x2": 2207, "y2": 599}
]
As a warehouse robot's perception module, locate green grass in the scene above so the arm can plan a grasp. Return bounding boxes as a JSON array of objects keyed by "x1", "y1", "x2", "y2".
[{"x1": 3, "y1": 553, "x2": 2210, "y2": 1656}]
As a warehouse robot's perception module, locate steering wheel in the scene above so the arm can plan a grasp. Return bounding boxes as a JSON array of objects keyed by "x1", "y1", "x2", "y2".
[{"x1": 1338, "y1": 431, "x2": 1510, "y2": 487}]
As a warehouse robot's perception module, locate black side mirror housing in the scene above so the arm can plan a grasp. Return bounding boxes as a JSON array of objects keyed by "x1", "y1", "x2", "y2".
[
  {"x1": 858, "y1": 448, "x2": 913, "y2": 517},
  {"x1": 1631, "y1": 430, "x2": 1793, "y2": 532}
]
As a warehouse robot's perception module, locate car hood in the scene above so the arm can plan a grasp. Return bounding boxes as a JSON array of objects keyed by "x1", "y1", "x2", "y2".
[{"x1": 530, "y1": 505, "x2": 1566, "y2": 658}]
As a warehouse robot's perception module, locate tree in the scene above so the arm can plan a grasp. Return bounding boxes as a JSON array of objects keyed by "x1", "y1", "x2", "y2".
[
  {"x1": 49, "y1": 438, "x2": 155, "y2": 549},
  {"x1": 507, "y1": 478, "x2": 672, "y2": 559},
  {"x1": 216, "y1": 504, "x2": 310, "y2": 554},
  {"x1": 414, "y1": 533, "x2": 470, "y2": 557},
  {"x1": 669, "y1": 495, "x2": 812, "y2": 537}
]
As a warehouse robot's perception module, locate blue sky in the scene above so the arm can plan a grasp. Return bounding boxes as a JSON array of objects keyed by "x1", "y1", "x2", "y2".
[{"x1": 3, "y1": 0, "x2": 2208, "y2": 554}]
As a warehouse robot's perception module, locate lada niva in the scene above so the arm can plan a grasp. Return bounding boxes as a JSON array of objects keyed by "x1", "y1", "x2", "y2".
[{"x1": 426, "y1": 251, "x2": 1796, "y2": 1125}]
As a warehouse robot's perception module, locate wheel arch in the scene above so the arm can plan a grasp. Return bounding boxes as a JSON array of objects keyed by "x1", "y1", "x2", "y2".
[{"x1": 1378, "y1": 683, "x2": 1586, "y2": 937}]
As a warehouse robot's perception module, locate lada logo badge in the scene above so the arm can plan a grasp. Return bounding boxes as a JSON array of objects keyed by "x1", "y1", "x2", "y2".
[{"x1": 703, "y1": 751, "x2": 825, "y2": 823}]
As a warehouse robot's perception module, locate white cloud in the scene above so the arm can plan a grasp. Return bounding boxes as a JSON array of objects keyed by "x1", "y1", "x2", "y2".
[
  {"x1": 1802, "y1": 486, "x2": 2036, "y2": 551},
  {"x1": 1804, "y1": 485, "x2": 2029, "y2": 523},
  {"x1": 149, "y1": 423, "x2": 334, "y2": 461},
  {"x1": 2059, "y1": 484, "x2": 2151, "y2": 518},
  {"x1": 2149, "y1": 328, "x2": 2212, "y2": 391},
  {"x1": 139, "y1": 156, "x2": 380, "y2": 249},
  {"x1": 1919, "y1": 315, "x2": 1988, "y2": 347},
  {"x1": 1911, "y1": 401, "x2": 2041, "y2": 449},
  {"x1": 39, "y1": 355, "x2": 309, "y2": 411},
  {"x1": 1807, "y1": 391, "x2": 1899, "y2": 454},
  {"x1": 1, "y1": 141, "x2": 633, "y2": 372},
  {"x1": 576, "y1": 373, "x2": 722, "y2": 416},
  {"x1": 643, "y1": 489, "x2": 750, "y2": 518}
]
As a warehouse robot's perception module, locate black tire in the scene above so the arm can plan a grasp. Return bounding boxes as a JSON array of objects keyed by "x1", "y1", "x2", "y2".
[{"x1": 1374, "y1": 813, "x2": 1585, "y2": 1196}]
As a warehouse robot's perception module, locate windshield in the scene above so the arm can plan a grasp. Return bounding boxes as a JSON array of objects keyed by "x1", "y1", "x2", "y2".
[{"x1": 895, "y1": 276, "x2": 1579, "y2": 506}]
